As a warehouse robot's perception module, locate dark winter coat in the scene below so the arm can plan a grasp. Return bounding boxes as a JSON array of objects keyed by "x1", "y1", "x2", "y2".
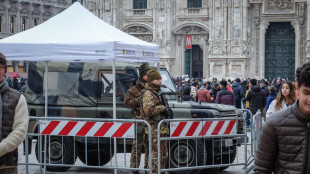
[
  {"x1": 254, "y1": 101, "x2": 310, "y2": 173},
  {"x1": 246, "y1": 85, "x2": 266, "y2": 115},
  {"x1": 266, "y1": 92, "x2": 277, "y2": 111},
  {"x1": 231, "y1": 82, "x2": 245, "y2": 100},
  {"x1": 182, "y1": 85, "x2": 192, "y2": 101},
  {"x1": 261, "y1": 85, "x2": 270, "y2": 97},
  {"x1": 215, "y1": 87, "x2": 235, "y2": 105}
]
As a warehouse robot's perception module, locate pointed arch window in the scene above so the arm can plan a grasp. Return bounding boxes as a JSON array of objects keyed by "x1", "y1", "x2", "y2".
[
  {"x1": 133, "y1": 0, "x2": 147, "y2": 9},
  {"x1": 187, "y1": 0, "x2": 202, "y2": 8},
  {"x1": 22, "y1": 18, "x2": 26, "y2": 31},
  {"x1": 10, "y1": 16, "x2": 14, "y2": 33}
]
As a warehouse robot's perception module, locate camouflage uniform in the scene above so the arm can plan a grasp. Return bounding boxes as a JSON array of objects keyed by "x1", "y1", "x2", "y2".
[
  {"x1": 141, "y1": 83, "x2": 169, "y2": 174},
  {"x1": 124, "y1": 79, "x2": 147, "y2": 169}
]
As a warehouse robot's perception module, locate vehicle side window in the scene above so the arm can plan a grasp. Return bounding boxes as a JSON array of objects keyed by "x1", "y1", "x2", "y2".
[
  {"x1": 43, "y1": 72, "x2": 79, "y2": 97},
  {"x1": 100, "y1": 72, "x2": 125, "y2": 101}
]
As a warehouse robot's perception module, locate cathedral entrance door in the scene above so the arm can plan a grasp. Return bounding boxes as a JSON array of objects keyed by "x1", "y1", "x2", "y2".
[
  {"x1": 265, "y1": 22, "x2": 295, "y2": 81},
  {"x1": 191, "y1": 45, "x2": 203, "y2": 78}
]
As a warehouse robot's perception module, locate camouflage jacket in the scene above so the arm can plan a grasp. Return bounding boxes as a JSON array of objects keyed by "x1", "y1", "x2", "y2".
[
  {"x1": 141, "y1": 83, "x2": 168, "y2": 134},
  {"x1": 123, "y1": 79, "x2": 146, "y2": 119}
]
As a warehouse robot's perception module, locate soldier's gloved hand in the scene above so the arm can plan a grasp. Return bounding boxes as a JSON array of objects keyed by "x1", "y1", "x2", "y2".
[{"x1": 163, "y1": 106, "x2": 174, "y2": 119}]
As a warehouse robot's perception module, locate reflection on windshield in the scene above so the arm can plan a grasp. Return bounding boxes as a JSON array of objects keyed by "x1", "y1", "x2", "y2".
[{"x1": 160, "y1": 70, "x2": 176, "y2": 93}]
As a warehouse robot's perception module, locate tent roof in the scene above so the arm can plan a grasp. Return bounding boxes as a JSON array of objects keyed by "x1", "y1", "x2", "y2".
[{"x1": 0, "y1": 2, "x2": 159, "y2": 63}]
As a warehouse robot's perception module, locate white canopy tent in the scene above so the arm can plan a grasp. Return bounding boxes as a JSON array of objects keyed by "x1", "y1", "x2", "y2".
[
  {"x1": 0, "y1": 1, "x2": 160, "y2": 117},
  {"x1": 0, "y1": 2, "x2": 159, "y2": 63},
  {"x1": 0, "y1": 2, "x2": 159, "y2": 173}
]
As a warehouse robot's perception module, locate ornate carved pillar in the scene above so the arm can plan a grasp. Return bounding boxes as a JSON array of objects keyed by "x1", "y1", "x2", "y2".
[
  {"x1": 252, "y1": 3, "x2": 261, "y2": 78},
  {"x1": 259, "y1": 20, "x2": 269, "y2": 79}
]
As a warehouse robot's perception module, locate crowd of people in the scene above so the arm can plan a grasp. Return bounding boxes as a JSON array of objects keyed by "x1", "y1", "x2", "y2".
[
  {"x1": 173, "y1": 75, "x2": 301, "y2": 128},
  {"x1": 6, "y1": 76, "x2": 27, "y2": 92}
]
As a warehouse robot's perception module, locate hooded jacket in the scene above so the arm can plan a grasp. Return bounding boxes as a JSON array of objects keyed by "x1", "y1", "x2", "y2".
[
  {"x1": 231, "y1": 82, "x2": 245, "y2": 100},
  {"x1": 254, "y1": 101, "x2": 310, "y2": 173},
  {"x1": 246, "y1": 85, "x2": 266, "y2": 114},
  {"x1": 215, "y1": 87, "x2": 235, "y2": 105}
]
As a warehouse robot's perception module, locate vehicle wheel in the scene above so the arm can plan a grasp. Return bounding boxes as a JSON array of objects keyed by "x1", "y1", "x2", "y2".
[
  {"x1": 218, "y1": 146, "x2": 237, "y2": 171},
  {"x1": 167, "y1": 139, "x2": 205, "y2": 174},
  {"x1": 35, "y1": 136, "x2": 77, "y2": 172},
  {"x1": 77, "y1": 142, "x2": 114, "y2": 166}
]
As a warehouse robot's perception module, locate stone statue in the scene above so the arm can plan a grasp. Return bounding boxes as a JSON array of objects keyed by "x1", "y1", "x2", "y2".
[
  {"x1": 242, "y1": 40, "x2": 249, "y2": 56},
  {"x1": 306, "y1": 41, "x2": 310, "y2": 57},
  {"x1": 215, "y1": 25, "x2": 223, "y2": 40},
  {"x1": 233, "y1": 25, "x2": 240, "y2": 39}
]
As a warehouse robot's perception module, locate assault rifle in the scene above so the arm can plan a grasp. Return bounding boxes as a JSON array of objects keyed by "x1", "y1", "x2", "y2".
[{"x1": 159, "y1": 85, "x2": 174, "y2": 119}]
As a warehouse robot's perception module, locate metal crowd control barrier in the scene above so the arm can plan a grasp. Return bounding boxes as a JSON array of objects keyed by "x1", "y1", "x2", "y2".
[
  {"x1": 157, "y1": 117, "x2": 248, "y2": 174},
  {"x1": 244, "y1": 110, "x2": 263, "y2": 173},
  {"x1": 20, "y1": 116, "x2": 153, "y2": 174}
]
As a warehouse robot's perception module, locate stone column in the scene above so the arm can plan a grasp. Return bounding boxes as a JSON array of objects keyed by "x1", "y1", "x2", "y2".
[
  {"x1": 251, "y1": 3, "x2": 261, "y2": 78},
  {"x1": 291, "y1": 20, "x2": 301, "y2": 69},
  {"x1": 259, "y1": 20, "x2": 269, "y2": 79}
]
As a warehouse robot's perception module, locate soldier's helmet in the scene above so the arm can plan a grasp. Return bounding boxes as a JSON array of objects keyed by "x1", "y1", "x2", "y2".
[{"x1": 139, "y1": 63, "x2": 151, "y2": 77}]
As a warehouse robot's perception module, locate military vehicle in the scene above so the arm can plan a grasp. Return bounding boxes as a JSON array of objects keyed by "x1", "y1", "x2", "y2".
[{"x1": 24, "y1": 61, "x2": 245, "y2": 173}]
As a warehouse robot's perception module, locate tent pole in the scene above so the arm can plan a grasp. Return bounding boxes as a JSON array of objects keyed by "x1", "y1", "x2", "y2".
[
  {"x1": 113, "y1": 59, "x2": 117, "y2": 174},
  {"x1": 44, "y1": 61, "x2": 48, "y2": 117},
  {"x1": 44, "y1": 61, "x2": 48, "y2": 174}
]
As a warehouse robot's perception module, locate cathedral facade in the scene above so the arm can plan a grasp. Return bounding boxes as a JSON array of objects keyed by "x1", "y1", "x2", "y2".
[
  {"x1": 1, "y1": 0, "x2": 309, "y2": 80},
  {"x1": 77, "y1": 0, "x2": 310, "y2": 80}
]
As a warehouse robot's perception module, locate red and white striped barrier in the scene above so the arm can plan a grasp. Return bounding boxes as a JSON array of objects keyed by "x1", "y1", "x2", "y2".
[
  {"x1": 39, "y1": 121, "x2": 135, "y2": 138},
  {"x1": 170, "y1": 120, "x2": 237, "y2": 138}
]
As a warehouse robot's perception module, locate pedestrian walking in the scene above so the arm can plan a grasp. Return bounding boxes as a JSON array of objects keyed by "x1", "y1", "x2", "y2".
[
  {"x1": 141, "y1": 70, "x2": 168, "y2": 174},
  {"x1": 246, "y1": 79, "x2": 266, "y2": 115},
  {"x1": 216, "y1": 80, "x2": 235, "y2": 105},
  {"x1": 266, "y1": 81, "x2": 297, "y2": 119},
  {"x1": 0, "y1": 52, "x2": 29, "y2": 174},
  {"x1": 254, "y1": 62, "x2": 310, "y2": 173},
  {"x1": 124, "y1": 63, "x2": 151, "y2": 173},
  {"x1": 196, "y1": 82, "x2": 212, "y2": 103},
  {"x1": 211, "y1": 83, "x2": 220, "y2": 103},
  {"x1": 260, "y1": 79, "x2": 270, "y2": 97},
  {"x1": 232, "y1": 78, "x2": 245, "y2": 108},
  {"x1": 190, "y1": 82, "x2": 199, "y2": 102},
  {"x1": 265, "y1": 86, "x2": 277, "y2": 111}
]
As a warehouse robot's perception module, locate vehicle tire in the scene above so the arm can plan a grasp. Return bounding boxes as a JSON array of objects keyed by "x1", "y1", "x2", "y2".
[
  {"x1": 218, "y1": 146, "x2": 237, "y2": 171},
  {"x1": 77, "y1": 142, "x2": 114, "y2": 166},
  {"x1": 166, "y1": 139, "x2": 205, "y2": 174},
  {"x1": 35, "y1": 136, "x2": 77, "y2": 172}
]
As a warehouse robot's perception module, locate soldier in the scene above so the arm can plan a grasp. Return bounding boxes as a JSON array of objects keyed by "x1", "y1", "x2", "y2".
[
  {"x1": 124, "y1": 63, "x2": 151, "y2": 174},
  {"x1": 141, "y1": 70, "x2": 168, "y2": 174}
]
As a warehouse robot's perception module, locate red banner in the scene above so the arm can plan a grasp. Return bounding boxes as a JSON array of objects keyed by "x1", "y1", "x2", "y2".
[{"x1": 185, "y1": 35, "x2": 192, "y2": 49}]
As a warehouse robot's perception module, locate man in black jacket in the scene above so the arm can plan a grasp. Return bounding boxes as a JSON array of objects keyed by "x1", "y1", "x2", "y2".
[
  {"x1": 232, "y1": 78, "x2": 245, "y2": 108},
  {"x1": 253, "y1": 62, "x2": 310, "y2": 173},
  {"x1": 246, "y1": 79, "x2": 266, "y2": 115}
]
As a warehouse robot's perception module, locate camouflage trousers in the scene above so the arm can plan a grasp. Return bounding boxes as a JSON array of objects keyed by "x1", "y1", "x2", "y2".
[
  {"x1": 130, "y1": 125, "x2": 146, "y2": 169},
  {"x1": 145, "y1": 133, "x2": 168, "y2": 174}
]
